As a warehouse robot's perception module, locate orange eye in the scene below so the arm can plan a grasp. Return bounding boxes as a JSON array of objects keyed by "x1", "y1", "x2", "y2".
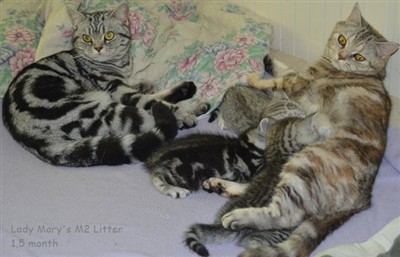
[
  {"x1": 338, "y1": 35, "x2": 347, "y2": 47},
  {"x1": 82, "y1": 34, "x2": 92, "y2": 43},
  {"x1": 354, "y1": 54, "x2": 366, "y2": 62}
]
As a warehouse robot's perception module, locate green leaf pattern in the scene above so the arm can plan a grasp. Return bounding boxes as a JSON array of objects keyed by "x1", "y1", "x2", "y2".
[{"x1": 0, "y1": 1, "x2": 272, "y2": 113}]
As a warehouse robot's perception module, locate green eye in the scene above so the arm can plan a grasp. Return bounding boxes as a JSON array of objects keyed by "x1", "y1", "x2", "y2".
[
  {"x1": 82, "y1": 34, "x2": 92, "y2": 43},
  {"x1": 104, "y1": 31, "x2": 115, "y2": 41},
  {"x1": 338, "y1": 35, "x2": 347, "y2": 47}
]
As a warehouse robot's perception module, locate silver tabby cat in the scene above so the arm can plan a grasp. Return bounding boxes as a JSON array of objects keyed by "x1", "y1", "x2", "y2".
[
  {"x1": 185, "y1": 4, "x2": 398, "y2": 257},
  {"x1": 2, "y1": 4, "x2": 208, "y2": 166},
  {"x1": 145, "y1": 118, "x2": 270, "y2": 199},
  {"x1": 186, "y1": 112, "x2": 331, "y2": 256},
  {"x1": 210, "y1": 86, "x2": 305, "y2": 135}
]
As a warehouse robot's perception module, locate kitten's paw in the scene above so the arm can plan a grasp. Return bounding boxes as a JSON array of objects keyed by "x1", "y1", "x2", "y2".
[
  {"x1": 166, "y1": 186, "x2": 191, "y2": 199},
  {"x1": 152, "y1": 175, "x2": 190, "y2": 198},
  {"x1": 166, "y1": 81, "x2": 197, "y2": 103},
  {"x1": 152, "y1": 102, "x2": 178, "y2": 140},
  {"x1": 222, "y1": 208, "x2": 253, "y2": 230},
  {"x1": 174, "y1": 101, "x2": 210, "y2": 129},
  {"x1": 247, "y1": 72, "x2": 262, "y2": 87},
  {"x1": 311, "y1": 113, "x2": 332, "y2": 140},
  {"x1": 203, "y1": 178, "x2": 247, "y2": 198},
  {"x1": 135, "y1": 80, "x2": 156, "y2": 94}
]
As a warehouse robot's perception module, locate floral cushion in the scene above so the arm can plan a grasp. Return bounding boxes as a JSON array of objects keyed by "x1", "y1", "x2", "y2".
[
  {"x1": 0, "y1": 0, "x2": 44, "y2": 97},
  {"x1": 0, "y1": 0, "x2": 273, "y2": 113}
]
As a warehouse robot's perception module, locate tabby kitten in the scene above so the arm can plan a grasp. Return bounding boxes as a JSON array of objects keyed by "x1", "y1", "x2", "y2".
[
  {"x1": 210, "y1": 86, "x2": 305, "y2": 134},
  {"x1": 2, "y1": 3, "x2": 209, "y2": 167},
  {"x1": 186, "y1": 112, "x2": 332, "y2": 256},
  {"x1": 186, "y1": 4, "x2": 398, "y2": 257},
  {"x1": 145, "y1": 118, "x2": 269, "y2": 199}
]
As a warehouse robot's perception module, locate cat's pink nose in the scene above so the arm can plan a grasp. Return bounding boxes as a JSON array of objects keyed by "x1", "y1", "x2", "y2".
[
  {"x1": 94, "y1": 45, "x2": 103, "y2": 52},
  {"x1": 338, "y1": 51, "x2": 347, "y2": 60}
]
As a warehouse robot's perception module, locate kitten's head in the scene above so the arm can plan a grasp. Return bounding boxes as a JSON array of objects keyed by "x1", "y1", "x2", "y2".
[
  {"x1": 324, "y1": 3, "x2": 398, "y2": 77},
  {"x1": 67, "y1": 3, "x2": 131, "y2": 62}
]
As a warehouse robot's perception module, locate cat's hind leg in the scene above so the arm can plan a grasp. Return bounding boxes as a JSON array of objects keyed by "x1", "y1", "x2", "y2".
[
  {"x1": 238, "y1": 211, "x2": 355, "y2": 257},
  {"x1": 147, "y1": 158, "x2": 192, "y2": 199},
  {"x1": 151, "y1": 174, "x2": 191, "y2": 199},
  {"x1": 203, "y1": 178, "x2": 248, "y2": 198}
]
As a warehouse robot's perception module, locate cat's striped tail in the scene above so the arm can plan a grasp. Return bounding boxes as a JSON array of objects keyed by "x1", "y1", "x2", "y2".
[
  {"x1": 185, "y1": 224, "x2": 291, "y2": 257},
  {"x1": 238, "y1": 211, "x2": 355, "y2": 257}
]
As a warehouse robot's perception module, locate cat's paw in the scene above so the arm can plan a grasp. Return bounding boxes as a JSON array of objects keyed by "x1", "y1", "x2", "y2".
[
  {"x1": 166, "y1": 186, "x2": 191, "y2": 199},
  {"x1": 174, "y1": 101, "x2": 210, "y2": 129},
  {"x1": 222, "y1": 208, "x2": 254, "y2": 230},
  {"x1": 311, "y1": 113, "x2": 332, "y2": 140},
  {"x1": 135, "y1": 80, "x2": 156, "y2": 94},
  {"x1": 166, "y1": 81, "x2": 197, "y2": 103},
  {"x1": 152, "y1": 102, "x2": 178, "y2": 140},
  {"x1": 247, "y1": 72, "x2": 262, "y2": 87},
  {"x1": 203, "y1": 178, "x2": 247, "y2": 198}
]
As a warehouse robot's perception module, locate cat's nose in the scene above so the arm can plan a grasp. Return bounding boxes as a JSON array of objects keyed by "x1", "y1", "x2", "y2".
[
  {"x1": 338, "y1": 51, "x2": 347, "y2": 60},
  {"x1": 94, "y1": 45, "x2": 103, "y2": 53}
]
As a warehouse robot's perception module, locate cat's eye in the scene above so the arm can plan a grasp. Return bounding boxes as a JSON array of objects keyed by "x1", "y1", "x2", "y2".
[
  {"x1": 338, "y1": 35, "x2": 347, "y2": 47},
  {"x1": 82, "y1": 34, "x2": 92, "y2": 43},
  {"x1": 354, "y1": 53, "x2": 366, "y2": 62},
  {"x1": 104, "y1": 31, "x2": 115, "y2": 41}
]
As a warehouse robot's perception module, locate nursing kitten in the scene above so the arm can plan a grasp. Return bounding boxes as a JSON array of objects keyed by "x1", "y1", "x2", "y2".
[
  {"x1": 186, "y1": 4, "x2": 398, "y2": 257},
  {"x1": 2, "y1": 4, "x2": 208, "y2": 166},
  {"x1": 147, "y1": 111, "x2": 329, "y2": 200},
  {"x1": 186, "y1": 112, "x2": 332, "y2": 256},
  {"x1": 210, "y1": 86, "x2": 305, "y2": 134},
  {"x1": 145, "y1": 118, "x2": 269, "y2": 199}
]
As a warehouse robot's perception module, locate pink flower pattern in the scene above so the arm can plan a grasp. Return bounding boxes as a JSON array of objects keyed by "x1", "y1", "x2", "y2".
[
  {"x1": 179, "y1": 54, "x2": 198, "y2": 74},
  {"x1": 215, "y1": 48, "x2": 248, "y2": 73},
  {"x1": 61, "y1": 27, "x2": 73, "y2": 39},
  {"x1": 235, "y1": 34, "x2": 258, "y2": 47},
  {"x1": 129, "y1": 11, "x2": 144, "y2": 39},
  {"x1": 141, "y1": 23, "x2": 156, "y2": 47},
  {"x1": 167, "y1": 1, "x2": 196, "y2": 21},
  {"x1": 10, "y1": 46, "x2": 36, "y2": 76},
  {"x1": 5, "y1": 24, "x2": 35, "y2": 44},
  {"x1": 200, "y1": 77, "x2": 224, "y2": 99},
  {"x1": 249, "y1": 58, "x2": 263, "y2": 72}
]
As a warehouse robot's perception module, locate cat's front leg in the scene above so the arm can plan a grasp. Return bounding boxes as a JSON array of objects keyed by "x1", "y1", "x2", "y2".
[
  {"x1": 203, "y1": 178, "x2": 248, "y2": 198},
  {"x1": 247, "y1": 72, "x2": 284, "y2": 90},
  {"x1": 173, "y1": 101, "x2": 210, "y2": 129},
  {"x1": 221, "y1": 208, "x2": 265, "y2": 230},
  {"x1": 132, "y1": 80, "x2": 156, "y2": 94}
]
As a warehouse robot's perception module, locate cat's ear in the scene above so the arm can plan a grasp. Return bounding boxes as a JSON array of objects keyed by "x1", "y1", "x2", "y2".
[
  {"x1": 376, "y1": 42, "x2": 399, "y2": 59},
  {"x1": 67, "y1": 7, "x2": 86, "y2": 27},
  {"x1": 346, "y1": 3, "x2": 363, "y2": 26},
  {"x1": 258, "y1": 117, "x2": 276, "y2": 136},
  {"x1": 109, "y1": 3, "x2": 130, "y2": 25},
  {"x1": 258, "y1": 118, "x2": 269, "y2": 137}
]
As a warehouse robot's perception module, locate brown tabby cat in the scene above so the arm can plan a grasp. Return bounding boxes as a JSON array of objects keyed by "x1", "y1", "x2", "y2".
[{"x1": 185, "y1": 3, "x2": 398, "y2": 257}]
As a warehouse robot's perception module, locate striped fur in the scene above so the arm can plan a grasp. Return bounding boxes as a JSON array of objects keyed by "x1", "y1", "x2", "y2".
[
  {"x1": 210, "y1": 86, "x2": 305, "y2": 135},
  {"x1": 186, "y1": 4, "x2": 398, "y2": 257},
  {"x1": 145, "y1": 118, "x2": 270, "y2": 199},
  {"x1": 2, "y1": 4, "x2": 208, "y2": 167},
  {"x1": 185, "y1": 114, "x2": 331, "y2": 256}
]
